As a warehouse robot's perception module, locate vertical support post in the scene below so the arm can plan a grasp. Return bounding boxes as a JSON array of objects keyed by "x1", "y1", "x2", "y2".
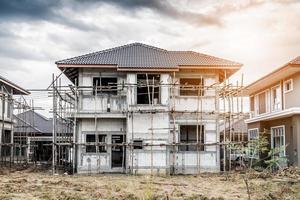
[
  {"x1": 0, "y1": 86, "x2": 4, "y2": 160},
  {"x1": 52, "y1": 74, "x2": 57, "y2": 175},
  {"x1": 150, "y1": 76, "x2": 154, "y2": 175},
  {"x1": 223, "y1": 70, "x2": 227, "y2": 172},
  {"x1": 172, "y1": 72, "x2": 176, "y2": 175},
  {"x1": 72, "y1": 79, "x2": 77, "y2": 174},
  {"x1": 241, "y1": 74, "x2": 244, "y2": 142}
]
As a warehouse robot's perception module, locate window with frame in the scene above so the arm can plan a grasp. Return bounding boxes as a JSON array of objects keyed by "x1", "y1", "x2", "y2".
[
  {"x1": 93, "y1": 77, "x2": 118, "y2": 95},
  {"x1": 284, "y1": 79, "x2": 293, "y2": 93},
  {"x1": 137, "y1": 74, "x2": 160, "y2": 104},
  {"x1": 248, "y1": 128, "x2": 259, "y2": 158},
  {"x1": 180, "y1": 78, "x2": 204, "y2": 96},
  {"x1": 86, "y1": 134, "x2": 96, "y2": 153},
  {"x1": 271, "y1": 126, "x2": 285, "y2": 158},
  {"x1": 271, "y1": 85, "x2": 281, "y2": 111},
  {"x1": 179, "y1": 125, "x2": 204, "y2": 151}
]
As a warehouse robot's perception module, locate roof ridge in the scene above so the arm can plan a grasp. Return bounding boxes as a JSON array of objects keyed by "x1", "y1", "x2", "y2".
[{"x1": 55, "y1": 42, "x2": 167, "y2": 64}]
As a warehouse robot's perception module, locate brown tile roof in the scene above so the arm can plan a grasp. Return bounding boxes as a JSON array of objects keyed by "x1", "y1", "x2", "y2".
[{"x1": 56, "y1": 43, "x2": 242, "y2": 68}]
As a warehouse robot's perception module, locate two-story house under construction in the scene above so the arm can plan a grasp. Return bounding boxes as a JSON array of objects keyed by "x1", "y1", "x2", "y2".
[
  {"x1": 0, "y1": 75, "x2": 30, "y2": 160},
  {"x1": 56, "y1": 43, "x2": 242, "y2": 174},
  {"x1": 245, "y1": 56, "x2": 300, "y2": 167}
]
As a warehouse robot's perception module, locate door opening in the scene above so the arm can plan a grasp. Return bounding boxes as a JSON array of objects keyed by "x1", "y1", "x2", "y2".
[{"x1": 111, "y1": 135, "x2": 125, "y2": 168}]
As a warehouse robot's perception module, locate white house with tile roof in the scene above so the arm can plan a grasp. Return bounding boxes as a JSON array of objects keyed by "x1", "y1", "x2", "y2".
[{"x1": 56, "y1": 43, "x2": 242, "y2": 174}]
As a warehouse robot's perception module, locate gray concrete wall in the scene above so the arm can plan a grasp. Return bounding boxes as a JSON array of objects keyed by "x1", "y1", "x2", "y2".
[{"x1": 75, "y1": 68, "x2": 221, "y2": 174}]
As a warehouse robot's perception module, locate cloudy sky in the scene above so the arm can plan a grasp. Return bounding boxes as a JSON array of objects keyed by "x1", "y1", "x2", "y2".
[{"x1": 0, "y1": 0, "x2": 300, "y2": 115}]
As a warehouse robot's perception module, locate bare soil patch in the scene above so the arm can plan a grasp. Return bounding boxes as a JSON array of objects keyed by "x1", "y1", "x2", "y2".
[{"x1": 0, "y1": 167, "x2": 299, "y2": 200}]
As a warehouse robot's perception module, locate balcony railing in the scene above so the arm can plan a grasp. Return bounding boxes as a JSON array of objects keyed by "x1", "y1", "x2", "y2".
[{"x1": 79, "y1": 95, "x2": 127, "y2": 113}]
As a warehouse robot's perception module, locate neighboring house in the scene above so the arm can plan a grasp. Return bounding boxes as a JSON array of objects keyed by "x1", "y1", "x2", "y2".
[
  {"x1": 245, "y1": 56, "x2": 300, "y2": 167},
  {"x1": 0, "y1": 75, "x2": 30, "y2": 159},
  {"x1": 56, "y1": 43, "x2": 242, "y2": 174},
  {"x1": 14, "y1": 110, "x2": 71, "y2": 163}
]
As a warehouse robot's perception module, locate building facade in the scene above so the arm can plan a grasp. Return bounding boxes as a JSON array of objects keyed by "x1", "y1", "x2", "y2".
[
  {"x1": 245, "y1": 56, "x2": 300, "y2": 167},
  {"x1": 0, "y1": 75, "x2": 29, "y2": 160},
  {"x1": 56, "y1": 43, "x2": 242, "y2": 174}
]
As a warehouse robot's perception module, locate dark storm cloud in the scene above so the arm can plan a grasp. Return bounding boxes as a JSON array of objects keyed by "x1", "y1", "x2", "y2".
[
  {"x1": 0, "y1": 0, "x2": 223, "y2": 27},
  {"x1": 0, "y1": 0, "x2": 60, "y2": 20},
  {"x1": 0, "y1": 0, "x2": 98, "y2": 30},
  {"x1": 1, "y1": 0, "x2": 299, "y2": 30}
]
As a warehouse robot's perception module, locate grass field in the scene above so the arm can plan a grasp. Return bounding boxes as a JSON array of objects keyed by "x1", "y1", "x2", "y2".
[{"x1": 0, "y1": 167, "x2": 299, "y2": 200}]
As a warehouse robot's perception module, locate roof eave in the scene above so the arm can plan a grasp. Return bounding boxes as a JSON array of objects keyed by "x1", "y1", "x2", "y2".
[
  {"x1": 0, "y1": 78, "x2": 30, "y2": 95},
  {"x1": 244, "y1": 63, "x2": 300, "y2": 95},
  {"x1": 117, "y1": 67, "x2": 179, "y2": 72},
  {"x1": 178, "y1": 65, "x2": 242, "y2": 69}
]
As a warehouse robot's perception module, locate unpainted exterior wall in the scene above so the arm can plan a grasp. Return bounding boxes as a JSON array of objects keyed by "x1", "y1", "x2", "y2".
[
  {"x1": 0, "y1": 88, "x2": 14, "y2": 157},
  {"x1": 75, "y1": 68, "x2": 220, "y2": 174}
]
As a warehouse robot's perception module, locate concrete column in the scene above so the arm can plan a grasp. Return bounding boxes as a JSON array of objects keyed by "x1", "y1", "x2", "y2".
[
  {"x1": 126, "y1": 73, "x2": 136, "y2": 106},
  {"x1": 160, "y1": 74, "x2": 170, "y2": 105}
]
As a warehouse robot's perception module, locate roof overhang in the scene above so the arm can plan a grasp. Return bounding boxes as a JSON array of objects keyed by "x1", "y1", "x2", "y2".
[
  {"x1": 57, "y1": 64, "x2": 242, "y2": 84},
  {"x1": 0, "y1": 77, "x2": 30, "y2": 95},
  {"x1": 244, "y1": 63, "x2": 300, "y2": 95},
  {"x1": 245, "y1": 107, "x2": 300, "y2": 123},
  {"x1": 58, "y1": 64, "x2": 118, "y2": 83}
]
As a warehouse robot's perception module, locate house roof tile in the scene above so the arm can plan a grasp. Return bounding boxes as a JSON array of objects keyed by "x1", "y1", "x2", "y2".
[{"x1": 56, "y1": 43, "x2": 242, "y2": 68}]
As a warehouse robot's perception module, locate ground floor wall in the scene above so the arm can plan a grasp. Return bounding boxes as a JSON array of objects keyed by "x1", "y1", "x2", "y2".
[
  {"x1": 75, "y1": 114, "x2": 219, "y2": 174},
  {"x1": 0, "y1": 122, "x2": 13, "y2": 159},
  {"x1": 247, "y1": 115, "x2": 300, "y2": 166}
]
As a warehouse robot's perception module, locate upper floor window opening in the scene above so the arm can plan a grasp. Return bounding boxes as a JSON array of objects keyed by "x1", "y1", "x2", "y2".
[
  {"x1": 137, "y1": 74, "x2": 160, "y2": 105},
  {"x1": 93, "y1": 77, "x2": 118, "y2": 95},
  {"x1": 180, "y1": 78, "x2": 204, "y2": 96}
]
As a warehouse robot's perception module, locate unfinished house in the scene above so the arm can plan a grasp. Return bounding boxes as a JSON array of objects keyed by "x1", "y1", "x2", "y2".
[
  {"x1": 14, "y1": 110, "x2": 72, "y2": 164},
  {"x1": 0, "y1": 75, "x2": 30, "y2": 163},
  {"x1": 55, "y1": 43, "x2": 242, "y2": 174},
  {"x1": 245, "y1": 56, "x2": 300, "y2": 167}
]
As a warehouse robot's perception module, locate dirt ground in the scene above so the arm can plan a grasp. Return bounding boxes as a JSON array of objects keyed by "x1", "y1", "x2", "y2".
[{"x1": 0, "y1": 167, "x2": 299, "y2": 200}]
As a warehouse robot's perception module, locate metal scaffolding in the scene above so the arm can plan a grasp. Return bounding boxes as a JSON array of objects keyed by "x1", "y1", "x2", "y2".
[{"x1": 49, "y1": 72, "x2": 249, "y2": 175}]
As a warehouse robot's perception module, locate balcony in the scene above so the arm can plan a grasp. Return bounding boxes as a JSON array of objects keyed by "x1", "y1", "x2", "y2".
[{"x1": 66, "y1": 95, "x2": 127, "y2": 118}]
